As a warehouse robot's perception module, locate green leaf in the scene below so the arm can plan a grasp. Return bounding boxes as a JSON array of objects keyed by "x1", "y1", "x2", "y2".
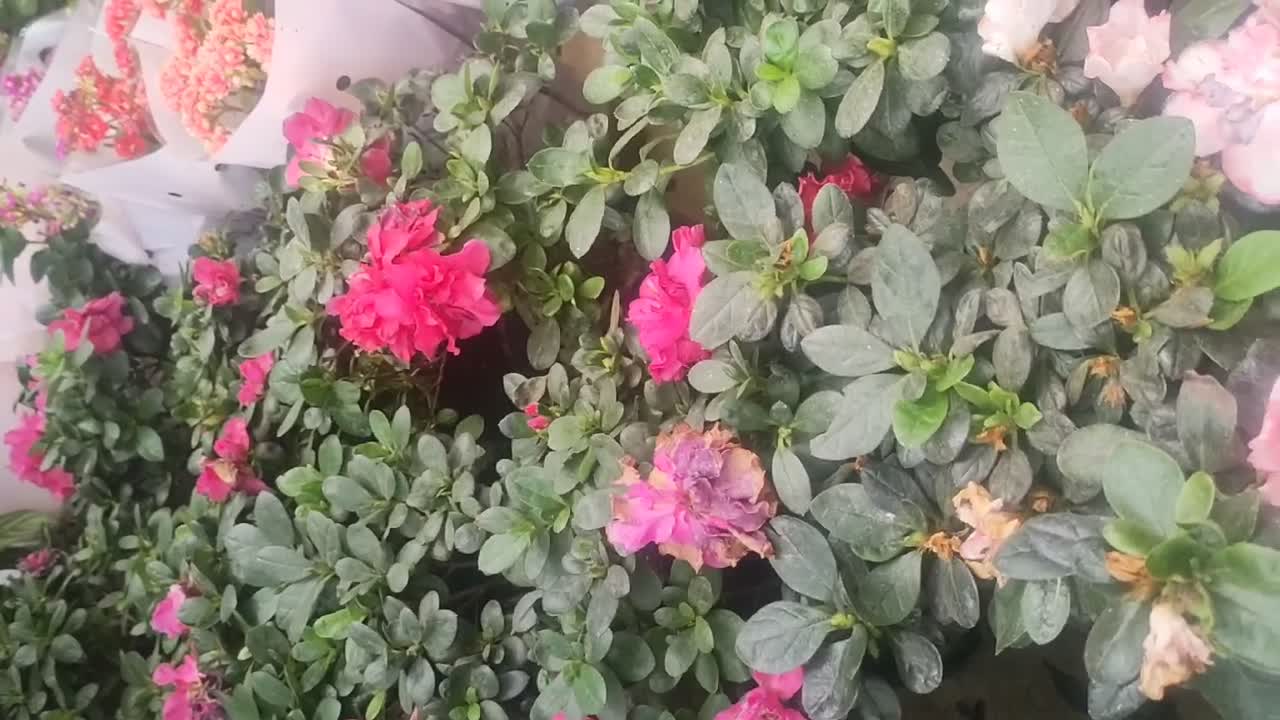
[
  {"x1": 1215, "y1": 231, "x2": 1280, "y2": 301},
  {"x1": 1102, "y1": 439, "x2": 1185, "y2": 537},
  {"x1": 135, "y1": 426, "x2": 165, "y2": 462},
  {"x1": 810, "y1": 374, "x2": 899, "y2": 461},
  {"x1": 634, "y1": 189, "x2": 671, "y2": 261},
  {"x1": 994, "y1": 514, "x2": 1110, "y2": 582},
  {"x1": 994, "y1": 91, "x2": 1088, "y2": 211},
  {"x1": 528, "y1": 148, "x2": 592, "y2": 187},
  {"x1": 851, "y1": 550, "x2": 922, "y2": 627},
  {"x1": 1063, "y1": 261, "x2": 1121, "y2": 332},
  {"x1": 1207, "y1": 544, "x2": 1280, "y2": 674},
  {"x1": 50, "y1": 635, "x2": 85, "y2": 663},
  {"x1": 714, "y1": 163, "x2": 776, "y2": 242},
  {"x1": 478, "y1": 533, "x2": 529, "y2": 575},
  {"x1": 782, "y1": 91, "x2": 826, "y2": 149},
  {"x1": 801, "y1": 325, "x2": 896, "y2": 377},
  {"x1": 1176, "y1": 471, "x2": 1216, "y2": 525},
  {"x1": 1056, "y1": 424, "x2": 1150, "y2": 503},
  {"x1": 771, "y1": 446, "x2": 813, "y2": 514},
  {"x1": 883, "y1": 0, "x2": 912, "y2": 37},
  {"x1": 567, "y1": 185, "x2": 607, "y2": 258},
  {"x1": 889, "y1": 631, "x2": 942, "y2": 694},
  {"x1": 1084, "y1": 601, "x2": 1149, "y2": 684},
  {"x1": 811, "y1": 483, "x2": 919, "y2": 561},
  {"x1": 689, "y1": 272, "x2": 765, "y2": 349},
  {"x1": 239, "y1": 547, "x2": 313, "y2": 586},
  {"x1": 835, "y1": 60, "x2": 884, "y2": 138},
  {"x1": 893, "y1": 387, "x2": 948, "y2": 448},
  {"x1": 1089, "y1": 117, "x2": 1195, "y2": 220},
  {"x1": 930, "y1": 555, "x2": 979, "y2": 628},
  {"x1": 801, "y1": 632, "x2": 866, "y2": 720},
  {"x1": 583, "y1": 66, "x2": 633, "y2": 104},
  {"x1": 991, "y1": 581, "x2": 1029, "y2": 653},
  {"x1": 572, "y1": 664, "x2": 608, "y2": 714},
  {"x1": 873, "y1": 224, "x2": 940, "y2": 349},
  {"x1": 897, "y1": 33, "x2": 949, "y2": 80},
  {"x1": 768, "y1": 516, "x2": 836, "y2": 601},
  {"x1": 735, "y1": 601, "x2": 833, "y2": 673},
  {"x1": 1020, "y1": 579, "x2": 1070, "y2": 645},
  {"x1": 1104, "y1": 519, "x2": 1164, "y2": 556},
  {"x1": 401, "y1": 141, "x2": 424, "y2": 179},
  {"x1": 764, "y1": 18, "x2": 801, "y2": 64},
  {"x1": 795, "y1": 44, "x2": 838, "y2": 89}
]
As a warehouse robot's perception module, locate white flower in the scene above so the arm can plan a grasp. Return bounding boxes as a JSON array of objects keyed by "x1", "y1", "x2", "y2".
[
  {"x1": 978, "y1": 0, "x2": 1080, "y2": 65},
  {"x1": 1083, "y1": 0, "x2": 1172, "y2": 106}
]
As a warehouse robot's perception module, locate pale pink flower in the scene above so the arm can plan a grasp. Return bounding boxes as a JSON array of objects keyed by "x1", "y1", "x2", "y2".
[
  {"x1": 48, "y1": 292, "x2": 135, "y2": 354},
  {"x1": 1222, "y1": 102, "x2": 1280, "y2": 206},
  {"x1": 153, "y1": 655, "x2": 220, "y2": 720},
  {"x1": 18, "y1": 548, "x2": 57, "y2": 576},
  {"x1": 284, "y1": 98, "x2": 354, "y2": 187},
  {"x1": 1248, "y1": 376, "x2": 1280, "y2": 505},
  {"x1": 1140, "y1": 603, "x2": 1213, "y2": 700},
  {"x1": 195, "y1": 418, "x2": 265, "y2": 503},
  {"x1": 627, "y1": 225, "x2": 710, "y2": 383},
  {"x1": 237, "y1": 354, "x2": 274, "y2": 406},
  {"x1": 366, "y1": 199, "x2": 442, "y2": 265},
  {"x1": 328, "y1": 241, "x2": 501, "y2": 364},
  {"x1": 606, "y1": 425, "x2": 777, "y2": 570},
  {"x1": 1163, "y1": 92, "x2": 1228, "y2": 155},
  {"x1": 715, "y1": 669, "x2": 806, "y2": 720},
  {"x1": 192, "y1": 257, "x2": 240, "y2": 306},
  {"x1": 978, "y1": 0, "x2": 1080, "y2": 65},
  {"x1": 1258, "y1": 0, "x2": 1280, "y2": 27},
  {"x1": 1084, "y1": 0, "x2": 1171, "y2": 106},
  {"x1": 151, "y1": 584, "x2": 189, "y2": 639},
  {"x1": 1218, "y1": 14, "x2": 1280, "y2": 100}
]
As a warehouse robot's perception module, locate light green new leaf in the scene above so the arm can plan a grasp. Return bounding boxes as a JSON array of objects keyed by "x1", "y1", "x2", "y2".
[{"x1": 1214, "y1": 231, "x2": 1280, "y2": 301}]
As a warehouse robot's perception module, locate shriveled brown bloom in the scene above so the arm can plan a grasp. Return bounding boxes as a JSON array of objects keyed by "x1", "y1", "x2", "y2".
[
  {"x1": 953, "y1": 483, "x2": 1022, "y2": 584},
  {"x1": 1140, "y1": 603, "x2": 1213, "y2": 700},
  {"x1": 922, "y1": 532, "x2": 961, "y2": 560},
  {"x1": 1106, "y1": 552, "x2": 1159, "y2": 601}
]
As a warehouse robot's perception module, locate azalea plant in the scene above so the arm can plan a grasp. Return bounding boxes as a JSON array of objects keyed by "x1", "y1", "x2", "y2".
[{"x1": 3, "y1": 1, "x2": 1280, "y2": 720}]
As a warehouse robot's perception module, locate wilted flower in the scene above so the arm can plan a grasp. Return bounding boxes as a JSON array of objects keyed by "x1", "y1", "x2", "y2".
[
  {"x1": 1083, "y1": 0, "x2": 1171, "y2": 106},
  {"x1": 153, "y1": 655, "x2": 220, "y2": 720},
  {"x1": 195, "y1": 418, "x2": 265, "y2": 502},
  {"x1": 151, "y1": 584, "x2": 189, "y2": 639},
  {"x1": 607, "y1": 424, "x2": 777, "y2": 570},
  {"x1": 627, "y1": 225, "x2": 710, "y2": 383},
  {"x1": 953, "y1": 483, "x2": 1022, "y2": 584},
  {"x1": 284, "y1": 98, "x2": 355, "y2": 187},
  {"x1": 237, "y1": 354, "x2": 274, "y2": 407},
  {"x1": 978, "y1": 0, "x2": 1080, "y2": 65},
  {"x1": 715, "y1": 668, "x2": 806, "y2": 720},
  {"x1": 48, "y1": 292, "x2": 135, "y2": 354},
  {"x1": 18, "y1": 548, "x2": 57, "y2": 576},
  {"x1": 797, "y1": 154, "x2": 878, "y2": 226},
  {"x1": 328, "y1": 241, "x2": 501, "y2": 364},
  {"x1": 1248, "y1": 376, "x2": 1280, "y2": 505},
  {"x1": 1140, "y1": 603, "x2": 1213, "y2": 700},
  {"x1": 192, "y1": 257, "x2": 241, "y2": 306}
]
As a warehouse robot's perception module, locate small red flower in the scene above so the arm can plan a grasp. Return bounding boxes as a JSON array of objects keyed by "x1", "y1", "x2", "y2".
[{"x1": 797, "y1": 154, "x2": 879, "y2": 229}]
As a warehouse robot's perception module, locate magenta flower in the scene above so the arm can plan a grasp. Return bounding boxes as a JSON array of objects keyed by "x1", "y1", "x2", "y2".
[
  {"x1": 192, "y1": 257, "x2": 241, "y2": 307},
  {"x1": 283, "y1": 98, "x2": 355, "y2": 187},
  {"x1": 237, "y1": 354, "x2": 274, "y2": 407},
  {"x1": 328, "y1": 240, "x2": 501, "y2": 364},
  {"x1": 48, "y1": 292, "x2": 135, "y2": 354},
  {"x1": 524, "y1": 403, "x2": 550, "y2": 432},
  {"x1": 151, "y1": 584, "x2": 189, "y2": 640},
  {"x1": 361, "y1": 136, "x2": 394, "y2": 187},
  {"x1": 1248, "y1": 377, "x2": 1280, "y2": 506},
  {"x1": 715, "y1": 669, "x2": 806, "y2": 720},
  {"x1": 627, "y1": 225, "x2": 711, "y2": 383},
  {"x1": 606, "y1": 425, "x2": 777, "y2": 570},
  {"x1": 18, "y1": 548, "x2": 57, "y2": 576},
  {"x1": 366, "y1": 199, "x2": 442, "y2": 265},
  {"x1": 4, "y1": 404, "x2": 74, "y2": 500},
  {"x1": 1083, "y1": 0, "x2": 1171, "y2": 106},
  {"x1": 153, "y1": 655, "x2": 220, "y2": 720},
  {"x1": 195, "y1": 418, "x2": 266, "y2": 503}
]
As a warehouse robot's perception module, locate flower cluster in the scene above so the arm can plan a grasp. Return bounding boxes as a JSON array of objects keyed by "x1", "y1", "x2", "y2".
[
  {"x1": 191, "y1": 256, "x2": 241, "y2": 306},
  {"x1": 47, "y1": 292, "x2": 135, "y2": 355},
  {"x1": 194, "y1": 417, "x2": 265, "y2": 502},
  {"x1": 51, "y1": 57, "x2": 155, "y2": 159},
  {"x1": 17, "y1": 548, "x2": 57, "y2": 576},
  {"x1": 1, "y1": 67, "x2": 43, "y2": 119},
  {"x1": 627, "y1": 225, "x2": 710, "y2": 383},
  {"x1": 157, "y1": 0, "x2": 274, "y2": 151},
  {"x1": 283, "y1": 98, "x2": 393, "y2": 188},
  {"x1": 237, "y1": 354, "x2": 274, "y2": 407},
  {"x1": 716, "y1": 669, "x2": 806, "y2": 720},
  {"x1": 1162, "y1": 9, "x2": 1280, "y2": 204},
  {"x1": 4, "y1": 394, "x2": 74, "y2": 500},
  {"x1": 0, "y1": 183, "x2": 94, "y2": 237},
  {"x1": 153, "y1": 656, "x2": 220, "y2": 720},
  {"x1": 607, "y1": 425, "x2": 778, "y2": 570},
  {"x1": 328, "y1": 200, "x2": 501, "y2": 364}
]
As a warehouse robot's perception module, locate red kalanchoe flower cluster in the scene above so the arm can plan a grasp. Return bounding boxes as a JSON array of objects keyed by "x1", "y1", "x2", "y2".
[
  {"x1": 797, "y1": 154, "x2": 879, "y2": 228},
  {"x1": 52, "y1": 56, "x2": 155, "y2": 159},
  {"x1": 158, "y1": 0, "x2": 273, "y2": 152},
  {"x1": 194, "y1": 418, "x2": 266, "y2": 502},
  {"x1": 191, "y1": 256, "x2": 241, "y2": 306},
  {"x1": 328, "y1": 200, "x2": 501, "y2": 364},
  {"x1": 48, "y1": 292, "x2": 136, "y2": 355}
]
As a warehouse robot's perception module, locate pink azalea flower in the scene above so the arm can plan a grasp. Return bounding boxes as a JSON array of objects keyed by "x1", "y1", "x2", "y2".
[
  {"x1": 18, "y1": 548, "x2": 57, "y2": 576},
  {"x1": 716, "y1": 669, "x2": 806, "y2": 720},
  {"x1": 195, "y1": 418, "x2": 266, "y2": 503},
  {"x1": 4, "y1": 406, "x2": 74, "y2": 500},
  {"x1": 237, "y1": 354, "x2": 274, "y2": 407},
  {"x1": 978, "y1": 0, "x2": 1080, "y2": 64},
  {"x1": 191, "y1": 257, "x2": 241, "y2": 307},
  {"x1": 1222, "y1": 101, "x2": 1280, "y2": 206},
  {"x1": 1259, "y1": 0, "x2": 1280, "y2": 27},
  {"x1": 1248, "y1": 376, "x2": 1280, "y2": 505},
  {"x1": 366, "y1": 199, "x2": 442, "y2": 265},
  {"x1": 627, "y1": 225, "x2": 710, "y2": 383},
  {"x1": 328, "y1": 240, "x2": 501, "y2": 364},
  {"x1": 606, "y1": 424, "x2": 777, "y2": 570},
  {"x1": 151, "y1": 584, "x2": 189, "y2": 639},
  {"x1": 361, "y1": 136, "x2": 394, "y2": 187},
  {"x1": 1162, "y1": 92, "x2": 1228, "y2": 156},
  {"x1": 48, "y1": 292, "x2": 135, "y2": 354},
  {"x1": 797, "y1": 154, "x2": 878, "y2": 228},
  {"x1": 1083, "y1": 0, "x2": 1171, "y2": 106},
  {"x1": 153, "y1": 655, "x2": 220, "y2": 720},
  {"x1": 283, "y1": 98, "x2": 355, "y2": 187}
]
